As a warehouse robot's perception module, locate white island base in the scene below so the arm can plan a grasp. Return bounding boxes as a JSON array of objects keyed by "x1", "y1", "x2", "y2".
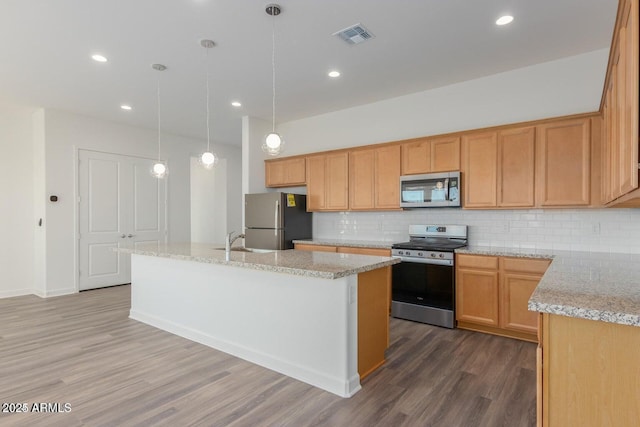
[{"x1": 129, "y1": 253, "x2": 389, "y2": 397}]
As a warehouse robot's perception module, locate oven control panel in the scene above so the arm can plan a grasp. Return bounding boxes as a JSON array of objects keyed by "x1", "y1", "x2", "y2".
[{"x1": 391, "y1": 249, "x2": 453, "y2": 260}]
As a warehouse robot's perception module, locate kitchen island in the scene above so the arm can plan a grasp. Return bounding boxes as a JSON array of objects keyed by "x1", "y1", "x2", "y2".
[{"x1": 117, "y1": 243, "x2": 398, "y2": 398}]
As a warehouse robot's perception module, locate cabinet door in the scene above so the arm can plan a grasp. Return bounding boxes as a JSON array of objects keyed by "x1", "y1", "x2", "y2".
[
  {"x1": 306, "y1": 155, "x2": 326, "y2": 211},
  {"x1": 498, "y1": 127, "x2": 535, "y2": 207},
  {"x1": 462, "y1": 132, "x2": 498, "y2": 208},
  {"x1": 456, "y1": 268, "x2": 499, "y2": 326},
  {"x1": 500, "y1": 272, "x2": 542, "y2": 334},
  {"x1": 349, "y1": 149, "x2": 376, "y2": 210},
  {"x1": 374, "y1": 145, "x2": 401, "y2": 209},
  {"x1": 401, "y1": 138, "x2": 430, "y2": 175},
  {"x1": 536, "y1": 118, "x2": 591, "y2": 206},
  {"x1": 619, "y1": 0, "x2": 639, "y2": 196},
  {"x1": 265, "y1": 157, "x2": 306, "y2": 187},
  {"x1": 500, "y1": 257, "x2": 550, "y2": 335},
  {"x1": 431, "y1": 136, "x2": 460, "y2": 172},
  {"x1": 325, "y1": 152, "x2": 349, "y2": 210}
]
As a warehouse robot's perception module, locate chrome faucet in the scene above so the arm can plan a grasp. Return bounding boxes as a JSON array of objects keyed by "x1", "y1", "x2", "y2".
[{"x1": 225, "y1": 231, "x2": 245, "y2": 253}]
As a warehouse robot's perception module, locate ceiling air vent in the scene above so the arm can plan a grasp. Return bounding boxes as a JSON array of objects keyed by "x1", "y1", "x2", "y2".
[{"x1": 333, "y1": 23, "x2": 374, "y2": 45}]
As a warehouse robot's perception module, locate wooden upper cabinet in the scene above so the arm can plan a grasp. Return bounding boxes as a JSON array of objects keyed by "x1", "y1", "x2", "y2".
[
  {"x1": 374, "y1": 145, "x2": 401, "y2": 209},
  {"x1": 401, "y1": 136, "x2": 460, "y2": 175},
  {"x1": 325, "y1": 152, "x2": 349, "y2": 211},
  {"x1": 462, "y1": 132, "x2": 498, "y2": 208},
  {"x1": 265, "y1": 157, "x2": 306, "y2": 188},
  {"x1": 350, "y1": 145, "x2": 401, "y2": 210},
  {"x1": 349, "y1": 149, "x2": 376, "y2": 210},
  {"x1": 306, "y1": 154, "x2": 326, "y2": 211},
  {"x1": 619, "y1": 0, "x2": 639, "y2": 196},
  {"x1": 536, "y1": 118, "x2": 591, "y2": 206},
  {"x1": 498, "y1": 127, "x2": 535, "y2": 207},
  {"x1": 600, "y1": 0, "x2": 638, "y2": 206},
  {"x1": 431, "y1": 136, "x2": 460, "y2": 172},
  {"x1": 401, "y1": 137, "x2": 430, "y2": 175}
]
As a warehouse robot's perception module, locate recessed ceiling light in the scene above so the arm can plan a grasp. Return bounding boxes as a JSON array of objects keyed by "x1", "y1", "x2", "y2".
[
  {"x1": 328, "y1": 70, "x2": 341, "y2": 78},
  {"x1": 120, "y1": 104, "x2": 132, "y2": 111},
  {"x1": 231, "y1": 101, "x2": 242, "y2": 107},
  {"x1": 496, "y1": 15, "x2": 514, "y2": 26},
  {"x1": 91, "y1": 54, "x2": 108, "y2": 62}
]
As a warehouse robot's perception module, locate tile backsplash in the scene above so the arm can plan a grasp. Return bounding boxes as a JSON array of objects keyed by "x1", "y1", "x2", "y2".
[{"x1": 313, "y1": 208, "x2": 640, "y2": 253}]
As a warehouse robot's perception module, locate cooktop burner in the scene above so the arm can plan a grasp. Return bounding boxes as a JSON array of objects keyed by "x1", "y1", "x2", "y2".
[
  {"x1": 392, "y1": 239, "x2": 467, "y2": 252},
  {"x1": 392, "y1": 224, "x2": 468, "y2": 253}
]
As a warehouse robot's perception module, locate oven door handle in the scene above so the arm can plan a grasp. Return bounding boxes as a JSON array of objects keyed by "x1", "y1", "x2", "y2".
[{"x1": 392, "y1": 256, "x2": 453, "y2": 266}]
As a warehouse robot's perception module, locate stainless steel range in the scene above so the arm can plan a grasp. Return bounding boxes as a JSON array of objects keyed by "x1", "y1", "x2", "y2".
[{"x1": 391, "y1": 224, "x2": 468, "y2": 328}]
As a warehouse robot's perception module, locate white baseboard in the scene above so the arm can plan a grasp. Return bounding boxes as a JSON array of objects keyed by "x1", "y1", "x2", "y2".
[
  {"x1": 0, "y1": 288, "x2": 33, "y2": 299},
  {"x1": 32, "y1": 287, "x2": 77, "y2": 298}
]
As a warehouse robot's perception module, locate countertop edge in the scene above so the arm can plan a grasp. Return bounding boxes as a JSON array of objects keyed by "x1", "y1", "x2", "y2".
[{"x1": 119, "y1": 247, "x2": 398, "y2": 279}]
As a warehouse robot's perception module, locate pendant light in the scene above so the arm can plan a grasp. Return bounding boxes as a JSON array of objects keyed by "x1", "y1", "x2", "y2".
[
  {"x1": 200, "y1": 39, "x2": 219, "y2": 169},
  {"x1": 262, "y1": 4, "x2": 284, "y2": 156},
  {"x1": 151, "y1": 63, "x2": 168, "y2": 178}
]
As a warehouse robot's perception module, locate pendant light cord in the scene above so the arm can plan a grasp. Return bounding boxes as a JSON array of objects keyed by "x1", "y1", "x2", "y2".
[
  {"x1": 156, "y1": 74, "x2": 161, "y2": 161},
  {"x1": 206, "y1": 47, "x2": 211, "y2": 152},
  {"x1": 271, "y1": 11, "x2": 276, "y2": 133}
]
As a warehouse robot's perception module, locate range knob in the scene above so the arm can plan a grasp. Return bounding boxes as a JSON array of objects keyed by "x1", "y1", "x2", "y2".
[
  {"x1": 430, "y1": 253, "x2": 436, "y2": 258},
  {"x1": 417, "y1": 252, "x2": 423, "y2": 257},
  {"x1": 398, "y1": 250, "x2": 404, "y2": 255},
  {"x1": 439, "y1": 253, "x2": 444, "y2": 258}
]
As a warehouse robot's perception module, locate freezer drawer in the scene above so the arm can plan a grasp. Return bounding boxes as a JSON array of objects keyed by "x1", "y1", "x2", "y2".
[{"x1": 245, "y1": 228, "x2": 285, "y2": 250}]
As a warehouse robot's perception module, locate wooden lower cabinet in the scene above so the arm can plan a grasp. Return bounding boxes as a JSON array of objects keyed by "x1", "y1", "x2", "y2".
[
  {"x1": 456, "y1": 254, "x2": 550, "y2": 342},
  {"x1": 538, "y1": 313, "x2": 640, "y2": 426},
  {"x1": 293, "y1": 243, "x2": 337, "y2": 252},
  {"x1": 500, "y1": 257, "x2": 551, "y2": 335},
  {"x1": 456, "y1": 255, "x2": 500, "y2": 326}
]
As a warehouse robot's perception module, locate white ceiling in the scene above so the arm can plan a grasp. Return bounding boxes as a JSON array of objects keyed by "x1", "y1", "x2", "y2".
[{"x1": 0, "y1": 0, "x2": 618, "y2": 147}]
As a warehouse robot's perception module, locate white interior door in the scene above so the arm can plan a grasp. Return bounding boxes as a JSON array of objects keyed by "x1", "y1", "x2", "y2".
[{"x1": 78, "y1": 150, "x2": 166, "y2": 291}]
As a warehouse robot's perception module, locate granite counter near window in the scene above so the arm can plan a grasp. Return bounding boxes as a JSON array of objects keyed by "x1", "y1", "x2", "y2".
[{"x1": 456, "y1": 246, "x2": 640, "y2": 327}]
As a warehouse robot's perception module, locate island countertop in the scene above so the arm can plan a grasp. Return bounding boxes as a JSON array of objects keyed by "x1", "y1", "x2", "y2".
[{"x1": 117, "y1": 242, "x2": 399, "y2": 280}]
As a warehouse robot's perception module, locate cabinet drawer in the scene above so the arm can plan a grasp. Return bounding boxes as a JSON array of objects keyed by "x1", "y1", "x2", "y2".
[
  {"x1": 457, "y1": 254, "x2": 498, "y2": 269},
  {"x1": 501, "y1": 257, "x2": 551, "y2": 274},
  {"x1": 337, "y1": 247, "x2": 391, "y2": 256}
]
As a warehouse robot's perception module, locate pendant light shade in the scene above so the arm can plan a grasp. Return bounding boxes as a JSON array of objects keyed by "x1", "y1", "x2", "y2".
[
  {"x1": 262, "y1": 4, "x2": 284, "y2": 156},
  {"x1": 200, "y1": 39, "x2": 219, "y2": 170},
  {"x1": 151, "y1": 63, "x2": 168, "y2": 178}
]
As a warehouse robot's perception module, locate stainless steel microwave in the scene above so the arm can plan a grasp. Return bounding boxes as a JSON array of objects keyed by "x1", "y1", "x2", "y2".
[{"x1": 400, "y1": 171, "x2": 461, "y2": 208}]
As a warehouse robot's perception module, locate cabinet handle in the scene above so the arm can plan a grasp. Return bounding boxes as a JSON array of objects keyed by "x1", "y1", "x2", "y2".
[
  {"x1": 121, "y1": 234, "x2": 126, "y2": 238},
  {"x1": 127, "y1": 234, "x2": 134, "y2": 238}
]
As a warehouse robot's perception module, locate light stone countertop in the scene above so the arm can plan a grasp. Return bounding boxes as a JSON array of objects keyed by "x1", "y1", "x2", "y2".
[
  {"x1": 292, "y1": 239, "x2": 394, "y2": 249},
  {"x1": 117, "y1": 242, "x2": 398, "y2": 280},
  {"x1": 456, "y1": 246, "x2": 640, "y2": 327}
]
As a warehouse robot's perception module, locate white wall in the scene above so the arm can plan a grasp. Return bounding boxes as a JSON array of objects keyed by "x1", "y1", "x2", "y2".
[
  {"x1": 0, "y1": 106, "x2": 37, "y2": 297},
  {"x1": 191, "y1": 157, "x2": 228, "y2": 245},
  {"x1": 0, "y1": 107, "x2": 242, "y2": 298},
  {"x1": 39, "y1": 109, "x2": 241, "y2": 296},
  {"x1": 276, "y1": 49, "x2": 609, "y2": 155}
]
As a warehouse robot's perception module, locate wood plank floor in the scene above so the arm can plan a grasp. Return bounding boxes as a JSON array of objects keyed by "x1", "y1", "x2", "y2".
[{"x1": 0, "y1": 285, "x2": 536, "y2": 426}]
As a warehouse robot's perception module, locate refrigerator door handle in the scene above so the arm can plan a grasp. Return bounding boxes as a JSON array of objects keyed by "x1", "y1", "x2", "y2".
[{"x1": 274, "y1": 200, "x2": 279, "y2": 234}]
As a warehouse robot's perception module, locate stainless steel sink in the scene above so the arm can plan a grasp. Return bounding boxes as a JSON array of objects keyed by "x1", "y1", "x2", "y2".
[{"x1": 213, "y1": 247, "x2": 275, "y2": 253}]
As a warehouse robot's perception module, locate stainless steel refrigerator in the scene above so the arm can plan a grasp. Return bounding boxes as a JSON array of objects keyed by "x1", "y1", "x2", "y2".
[{"x1": 244, "y1": 192, "x2": 312, "y2": 250}]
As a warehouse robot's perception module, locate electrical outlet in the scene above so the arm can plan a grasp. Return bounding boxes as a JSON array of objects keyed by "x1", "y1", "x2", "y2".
[{"x1": 592, "y1": 222, "x2": 600, "y2": 234}]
